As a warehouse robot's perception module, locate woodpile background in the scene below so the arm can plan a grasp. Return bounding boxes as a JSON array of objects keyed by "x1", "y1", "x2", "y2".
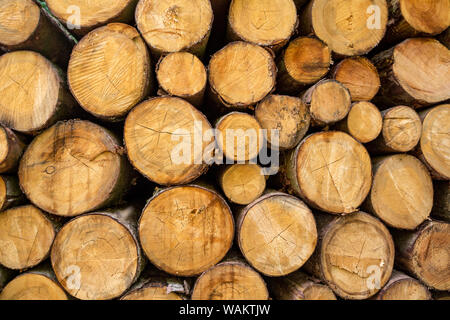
[{"x1": 0, "y1": 0, "x2": 448, "y2": 301}]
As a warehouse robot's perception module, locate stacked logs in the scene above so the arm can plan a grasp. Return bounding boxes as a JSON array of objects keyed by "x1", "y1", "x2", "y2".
[{"x1": 0, "y1": 0, "x2": 449, "y2": 301}]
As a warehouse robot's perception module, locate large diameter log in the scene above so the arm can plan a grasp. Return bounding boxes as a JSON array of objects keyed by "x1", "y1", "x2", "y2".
[
  {"x1": 0, "y1": 51, "x2": 77, "y2": 134},
  {"x1": 227, "y1": 0, "x2": 298, "y2": 52},
  {"x1": 330, "y1": 57, "x2": 381, "y2": 102},
  {"x1": 432, "y1": 181, "x2": 449, "y2": 222},
  {"x1": 392, "y1": 220, "x2": 450, "y2": 291},
  {"x1": 19, "y1": 120, "x2": 131, "y2": 217},
  {"x1": 139, "y1": 185, "x2": 234, "y2": 277},
  {"x1": 46, "y1": 0, "x2": 139, "y2": 37},
  {"x1": 334, "y1": 102, "x2": 383, "y2": 144},
  {"x1": 136, "y1": 0, "x2": 213, "y2": 58},
  {"x1": 255, "y1": 95, "x2": 311, "y2": 150},
  {"x1": 0, "y1": 125, "x2": 26, "y2": 173},
  {"x1": 301, "y1": 80, "x2": 352, "y2": 126},
  {"x1": 281, "y1": 131, "x2": 372, "y2": 215},
  {"x1": 364, "y1": 154, "x2": 433, "y2": 230},
  {"x1": 51, "y1": 206, "x2": 145, "y2": 300},
  {"x1": 68, "y1": 23, "x2": 152, "y2": 121},
  {"x1": 192, "y1": 260, "x2": 269, "y2": 300},
  {"x1": 366, "y1": 106, "x2": 422, "y2": 154},
  {"x1": 372, "y1": 38, "x2": 450, "y2": 109},
  {"x1": 208, "y1": 41, "x2": 276, "y2": 110},
  {"x1": 414, "y1": 104, "x2": 450, "y2": 180},
  {"x1": 124, "y1": 97, "x2": 213, "y2": 186},
  {"x1": 236, "y1": 192, "x2": 317, "y2": 277},
  {"x1": 384, "y1": 0, "x2": 450, "y2": 46},
  {"x1": 299, "y1": 0, "x2": 388, "y2": 56},
  {"x1": 304, "y1": 212, "x2": 395, "y2": 300},
  {"x1": 267, "y1": 271, "x2": 337, "y2": 300},
  {"x1": 277, "y1": 37, "x2": 331, "y2": 94},
  {"x1": 0, "y1": 175, "x2": 26, "y2": 212},
  {"x1": 218, "y1": 164, "x2": 266, "y2": 206},
  {"x1": 373, "y1": 270, "x2": 431, "y2": 300},
  {"x1": 156, "y1": 52, "x2": 207, "y2": 107},
  {"x1": 0, "y1": 0, "x2": 72, "y2": 67}
]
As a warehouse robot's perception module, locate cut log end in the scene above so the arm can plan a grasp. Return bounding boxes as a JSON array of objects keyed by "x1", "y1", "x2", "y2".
[
  {"x1": 121, "y1": 283, "x2": 184, "y2": 300},
  {"x1": 0, "y1": 125, "x2": 25, "y2": 173},
  {"x1": 374, "y1": 271, "x2": 431, "y2": 300},
  {"x1": 399, "y1": 0, "x2": 449, "y2": 35},
  {"x1": 0, "y1": 0, "x2": 40, "y2": 46},
  {"x1": 0, "y1": 273, "x2": 68, "y2": 300}
]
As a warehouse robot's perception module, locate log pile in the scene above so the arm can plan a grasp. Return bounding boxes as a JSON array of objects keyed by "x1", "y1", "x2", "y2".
[{"x1": 0, "y1": 0, "x2": 449, "y2": 301}]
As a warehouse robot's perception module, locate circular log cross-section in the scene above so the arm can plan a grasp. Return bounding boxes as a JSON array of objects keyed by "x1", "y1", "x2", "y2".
[
  {"x1": 121, "y1": 278, "x2": 186, "y2": 300},
  {"x1": 156, "y1": 52, "x2": 207, "y2": 107},
  {"x1": 136, "y1": 0, "x2": 213, "y2": 58},
  {"x1": 372, "y1": 38, "x2": 450, "y2": 108},
  {"x1": 219, "y1": 164, "x2": 266, "y2": 205},
  {"x1": 51, "y1": 213, "x2": 142, "y2": 300},
  {"x1": 68, "y1": 23, "x2": 151, "y2": 121},
  {"x1": 139, "y1": 186, "x2": 234, "y2": 277},
  {"x1": 0, "y1": 175, "x2": 25, "y2": 212},
  {"x1": 277, "y1": 37, "x2": 331, "y2": 94},
  {"x1": 216, "y1": 112, "x2": 263, "y2": 162},
  {"x1": 0, "y1": 273, "x2": 68, "y2": 300},
  {"x1": 0, "y1": 125, "x2": 25, "y2": 173},
  {"x1": 366, "y1": 154, "x2": 433, "y2": 230},
  {"x1": 267, "y1": 271, "x2": 337, "y2": 300},
  {"x1": 284, "y1": 131, "x2": 372, "y2": 214},
  {"x1": 367, "y1": 105, "x2": 422, "y2": 154},
  {"x1": 0, "y1": 205, "x2": 55, "y2": 270},
  {"x1": 305, "y1": 212, "x2": 395, "y2": 300},
  {"x1": 209, "y1": 41, "x2": 276, "y2": 109},
  {"x1": 46, "y1": 0, "x2": 139, "y2": 36},
  {"x1": 237, "y1": 192, "x2": 317, "y2": 277},
  {"x1": 19, "y1": 120, "x2": 130, "y2": 217},
  {"x1": 0, "y1": 51, "x2": 76, "y2": 134},
  {"x1": 373, "y1": 271, "x2": 431, "y2": 300},
  {"x1": 191, "y1": 260, "x2": 269, "y2": 300},
  {"x1": 227, "y1": 0, "x2": 298, "y2": 52},
  {"x1": 300, "y1": 0, "x2": 388, "y2": 56},
  {"x1": 331, "y1": 57, "x2": 380, "y2": 102},
  {"x1": 335, "y1": 102, "x2": 382, "y2": 144},
  {"x1": 301, "y1": 80, "x2": 352, "y2": 126},
  {"x1": 393, "y1": 220, "x2": 450, "y2": 291},
  {"x1": 255, "y1": 95, "x2": 311, "y2": 150},
  {"x1": 124, "y1": 97, "x2": 213, "y2": 186}
]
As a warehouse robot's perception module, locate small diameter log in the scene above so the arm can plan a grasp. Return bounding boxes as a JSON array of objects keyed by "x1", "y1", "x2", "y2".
[
  {"x1": 191, "y1": 260, "x2": 269, "y2": 300},
  {"x1": 255, "y1": 95, "x2": 311, "y2": 150},
  {"x1": 299, "y1": 0, "x2": 388, "y2": 56},
  {"x1": 135, "y1": 0, "x2": 213, "y2": 58},
  {"x1": 208, "y1": 41, "x2": 276, "y2": 110},
  {"x1": 19, "y1": 120, "x2": 131, "y2": 217},
  {"x1": 0, "y1": 125, "x2": 26, "y2": 173},
  {"x1": 156, "y1": 52, "x2": 207, "y2": 107},
  {"x1": 124, "y1": 97, "x2": 213, "y2": 186},
  {"x1": 0, "y1": 0, "x2": 72, "y2": 67},
  {"x1": 51, "y1": 206, "x2": 145, "y2": 300},
  {"x1": 216, "y1": 112, "x2": 263, "y2": 162},
  {"x1": 219, "y1": 164, "x2": 266, "y2": 205},
  {"x1": 373, "y1": 270, "x2": 431, "y2": 300},
  {"x1": 237, "y1": 192, "x2": 317, "y2": 277},
  {"x1": 432, "y1": 181, "x2": 449, "y2": 222},
  {"x1": 365, "y1": 154, "x2": 433, "y2": 230},
  {"x1": 384, "y1": 0, "x2": 450, "y2": 46},
  {"x1": 414, "y1": 104, "x2": 450, "y2": 180},
  {"x1": 0, "y1": 175, "x2": 26, "y2": 212},
  {"x1": 68, "y1": 23, "x2": 152, "y2": 121},
  {"x1": 366, "y1": 106, "x2": 422, "y2": 154},
  {"x1": 0, "y1": 51, "x2": 77, "y2": 134},
  {"x1": 304, "y1": 212, "x2": 395, "y2": 300},
  {"x1": 372, "y1": 38, "x2": 450, "y2": 108},
  {"x1": 46, "y1": 0, "x2": 139, "y2": 37},
  {"x1": 281, "y1": 131, "x2": 372, "y2": 214},
  {"x1": 301, "y1": 80, "x2": 352, "y2": 126},
  {"x1": 330, "y1": 57, "x2": 381, "y2": 102},
  {"x1": 277, "y1": 37, "x2": 331, "y2": 94},
  {"x1": 139, "y1": 185, "x2": 234, "y2": 277},
  {"x1": 267, "y1": 271, "x2": 337, "y2": 300},
  {"x1": 392, "y1": 220, "x2": 450, "y2": 291},
  {"x1": 334, "y1": 102, "x2": 382, "y2": 144},
  {"x1": 227, "y1": 0, "x2": 298, "y2": 52}
]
